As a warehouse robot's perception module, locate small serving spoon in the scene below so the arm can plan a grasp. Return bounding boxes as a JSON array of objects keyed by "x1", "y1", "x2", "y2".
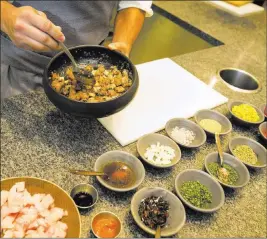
[
  {"x1": 215, "y1": 133, "x2": 229, "y2": 181},
  {"x1": 68, "y1": 167, "x2": 132, "y2": 185},
  {"x1": 68, "y1": 169, "x2": 105, "y2": 176},
  {"x1": 155, "y1": 225, "x2": 161, "y2": 238},
  {"x1": 58, "y1": 42, "x2": 95, "y2": 85}
]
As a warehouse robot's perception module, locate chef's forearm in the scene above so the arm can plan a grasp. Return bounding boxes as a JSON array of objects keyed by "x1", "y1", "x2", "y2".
[{"x1": 112, "y1": 8, "x2": 145, "y2": 50}]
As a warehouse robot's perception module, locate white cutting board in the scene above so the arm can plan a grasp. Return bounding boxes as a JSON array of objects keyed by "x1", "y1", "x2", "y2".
[
  {"x1": 207, "y1": 1, "x2": 264, "y2": 17},
  {"x1": 98, "y1": 58, "x2": 228, "y2": 146}
]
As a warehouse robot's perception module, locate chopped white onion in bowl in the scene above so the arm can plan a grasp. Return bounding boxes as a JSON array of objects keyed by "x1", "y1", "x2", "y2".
[{"x1": 144, "y1": 142, "x2": 175, "y2": 165}]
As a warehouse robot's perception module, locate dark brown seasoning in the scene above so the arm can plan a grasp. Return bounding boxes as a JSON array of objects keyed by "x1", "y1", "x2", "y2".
[
  {"x1": 73, "y1": 192, "x2": 94, "y2": 207},
  {"x1": 102, "y1": 161, "x2": 135, "y2": 188},
  {"x1": 50, "y1": 64, "x2": 132, "y2": 103},
  {"x1": 138, "y1": 196, "x2": 170, "y2": 230}
]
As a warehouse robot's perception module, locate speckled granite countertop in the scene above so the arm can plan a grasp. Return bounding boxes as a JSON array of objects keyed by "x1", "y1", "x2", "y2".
[{"x1": 1, "y1": 1, "x2": 266, "y2": 238}]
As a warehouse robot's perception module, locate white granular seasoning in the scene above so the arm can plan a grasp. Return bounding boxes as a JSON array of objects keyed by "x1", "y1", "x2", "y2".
[
  {"x1": 171, "y1": 127, "x2": 196, "y2": 146},
  {"x1": 144, "y1": 142, "x2": 175, "y2": 165}
]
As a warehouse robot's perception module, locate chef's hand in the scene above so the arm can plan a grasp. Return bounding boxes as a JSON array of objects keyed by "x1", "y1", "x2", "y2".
[
  {"x1": 2, "y1": 4, "x2": 65, "y2": 52},
  {"x1": 108, "y1": 42, "x2": 131, "y2": 58}
]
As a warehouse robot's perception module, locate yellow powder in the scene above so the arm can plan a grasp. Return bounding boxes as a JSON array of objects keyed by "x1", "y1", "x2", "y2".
[
  {"x1": 232, "y1": 104, "x2": 260, "y2": 122},
  {"x1": 199, "y1": 119, "x2": 222, "y2": 133}
]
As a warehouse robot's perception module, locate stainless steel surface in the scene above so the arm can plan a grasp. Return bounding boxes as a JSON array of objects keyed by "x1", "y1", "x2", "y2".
[
  {"x1": 217, "y1": 68, "x2": 261, "y2": 93},
  {"x1": 70, "y1": 183, "x2": 99, "y2": 209},
  {"x1": 104, "y1": 11, "x2": 213, "y2": 65},
  {"x1": 129, "y1": 12, "x2": 213, "y2": 64},
  {"x1": 69, "y1": 169, "x2": 105, "y2": 176}
]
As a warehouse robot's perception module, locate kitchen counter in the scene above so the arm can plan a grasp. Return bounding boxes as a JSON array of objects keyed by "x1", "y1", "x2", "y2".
[{"x1": 1, "y1": 1, "x2": 266, "y2": 238}]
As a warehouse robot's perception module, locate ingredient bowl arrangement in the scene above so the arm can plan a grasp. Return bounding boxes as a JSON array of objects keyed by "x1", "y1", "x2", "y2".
[
  {"x1": 194, "y1": 109, "x2": 232, "y2": 136},
  {"x1": 43, "y1": 45, "x2": 139, "y2": 118},
  {"x1": 130, "y1": 187, "x2": 186, "y2": 237},
  {"x1": 165, "y1": 118, "x2": 206, "y2": 148},
  {"x1": 227, "y1": 101, "x2": 264, "y2": 126},
  {"x1": 136, "y1": 133, "x2": 181, "y2": 168},
  {"x1": 175, "y1": 169, "x2": 225, "y2": 213},
  {"x1": 204, "y1": 152, "x2": 250, "y2": 189},
  {"x1": 229, "y1": 136, "x2": 267, "y2": 168}
]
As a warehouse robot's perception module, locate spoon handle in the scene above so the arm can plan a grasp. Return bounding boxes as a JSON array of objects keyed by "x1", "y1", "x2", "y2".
[
  {"x1": 215, "y1": 133, "x2": 224, "y2": 166},
  {"x1": 69, "y1": 169, "x2": 105, "y2": 176},
  {"x1": 155, "y1": 226, "x2": 161, "y2": 238},
  {"x1": 58, "y1": 42, "x2": 78, "y2": 70}
]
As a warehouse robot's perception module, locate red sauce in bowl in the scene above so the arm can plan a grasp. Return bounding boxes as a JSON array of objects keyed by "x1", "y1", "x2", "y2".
[{"x1": 92, "y1": 213, "x2": 121, "y2": 238}]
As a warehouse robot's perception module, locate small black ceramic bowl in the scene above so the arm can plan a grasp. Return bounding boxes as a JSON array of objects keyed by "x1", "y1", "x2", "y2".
[{"x1": 43, "y1": 45, "x2": 139, "y2": 118}]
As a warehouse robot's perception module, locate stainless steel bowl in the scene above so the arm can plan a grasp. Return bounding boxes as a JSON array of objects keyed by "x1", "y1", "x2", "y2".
[
  {"x1": 70, "y1": 183, "x2": 99, "y2": 210},
  {"x1": 217, "y1": 68, "x2": 261, "y2": 94},
  {"x1": 91, "y1": 211, "x2": 122, "y2": 238}
]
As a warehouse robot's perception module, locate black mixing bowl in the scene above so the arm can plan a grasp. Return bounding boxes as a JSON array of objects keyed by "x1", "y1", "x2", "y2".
[{"x1": 43, "y1": 45, "x2": 139, "y2": 118}]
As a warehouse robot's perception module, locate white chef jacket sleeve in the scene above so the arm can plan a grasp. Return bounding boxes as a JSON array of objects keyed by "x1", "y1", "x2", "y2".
[{"x1": 118, "y1": 1, "x2": 153, "y2": 17}]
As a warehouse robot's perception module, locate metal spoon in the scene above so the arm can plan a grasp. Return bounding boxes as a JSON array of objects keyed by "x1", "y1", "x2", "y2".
[
  {"x1": 155, "y1": 225, "x2": 161, "y2": 238},
  {"x1": 58, "y1": 42, "x2": 94, "y2": 85},
  {"x1": 68, "y1": 169, "x2": 105, "y2": 176},
  {"x1": 215, "y1": 133, "x2": 229, "y2": 181}
]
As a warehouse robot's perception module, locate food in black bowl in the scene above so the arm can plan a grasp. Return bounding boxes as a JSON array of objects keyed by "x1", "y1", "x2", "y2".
[{"x1": 43, "y1": 45, "x2": 139, "y2": 118}]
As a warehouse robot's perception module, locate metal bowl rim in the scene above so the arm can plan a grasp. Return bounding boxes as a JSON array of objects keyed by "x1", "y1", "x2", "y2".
[
  {"x1": 216, "y1": 67, "x2": 261, "y2": 94},
  {"x1": 70, "y1": 183, "x2": 99, "y2": 209},
  {"x1": 91, "y1": 211, "x2": 122, "y2": 238}
]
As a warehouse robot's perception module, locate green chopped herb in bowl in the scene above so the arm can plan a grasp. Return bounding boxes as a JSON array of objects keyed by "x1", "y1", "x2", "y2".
[
  {"x1": 180, "y1": 181, "x2": 212, "y2": 209},
  {"x1": 233, "y1": 145, "x2": 260, "y2": 166},
  {"x1": 207, "y1": 162, "x2": 239, "y2": 185}
]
